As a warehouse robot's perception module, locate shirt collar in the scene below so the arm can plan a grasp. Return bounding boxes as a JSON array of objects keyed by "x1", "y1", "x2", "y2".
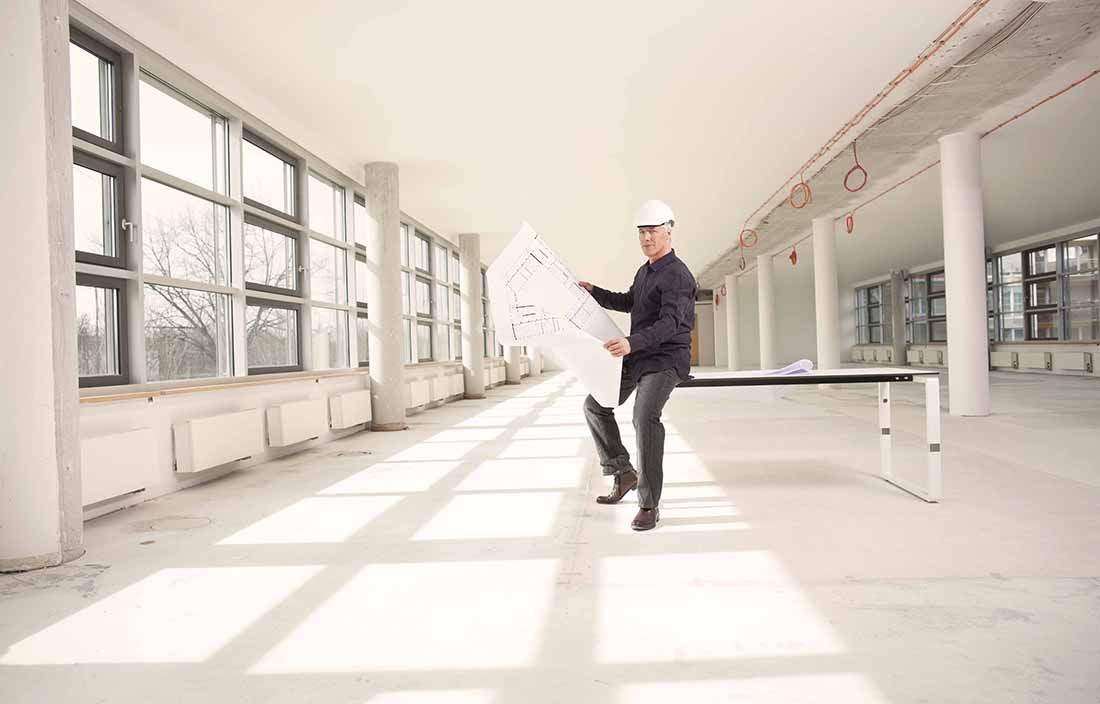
[{"x1": 646, "y1": 248, "x2": 678, "y2": 272}]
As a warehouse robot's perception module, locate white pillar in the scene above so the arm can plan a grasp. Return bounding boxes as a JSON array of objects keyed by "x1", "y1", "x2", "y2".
[
  {"x1": 724, "y1": 273, "x2": 741, "y2": 370},
  {"x1": 757, "y1": 255, "x2": 776, "y2": 369},
  {"x1": 939, "y1": 131, "x2": 991, "y2": 416},
  {"x1": 504, "y1": 346, "x2": 523, "y2": 384},
  {"x1": 364, "y1": 162, "x2": 407, "y2": 430},
  {"x1": 459, "y1": 233, "x2": 486, "y2": 398},
  {"x1": 812, "y1": 217, "x2": 840, "y2": 371},
  {"x1": 890, "y1": 269, "x2": 907, "y2": 365},
  {"x1": 529, "y1": 347, "x2": 543, "y2": 375},
  {"x1": 1, "y1": 0, "x2": 84, "y2": 571}
]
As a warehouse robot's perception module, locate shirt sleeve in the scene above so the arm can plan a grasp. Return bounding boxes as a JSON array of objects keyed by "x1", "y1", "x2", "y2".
[
  {"x1": 589, "y1": 284, "x2": 634, "y2": 313},
  {"x1": 625, "y1": 270, "x2": 695, "y2": 352}
]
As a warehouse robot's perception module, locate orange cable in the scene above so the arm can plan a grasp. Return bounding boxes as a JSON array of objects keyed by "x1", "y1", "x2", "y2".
[
  {"x1": 843, "y1": 67, "x2": 1100, "y2": 233},
  {"x1": 737, "y1": 0, "x2": 993, "y2": 240}
]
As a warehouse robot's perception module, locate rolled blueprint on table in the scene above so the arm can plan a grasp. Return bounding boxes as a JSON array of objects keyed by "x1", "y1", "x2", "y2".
[{"x1": 486, "y1": 223, "x2": 624, "y2": 407}]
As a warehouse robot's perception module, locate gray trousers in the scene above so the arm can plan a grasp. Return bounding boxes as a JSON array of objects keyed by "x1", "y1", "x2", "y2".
[{"x1": 583, "y1": 366, "x2": 680, "y2": 509}]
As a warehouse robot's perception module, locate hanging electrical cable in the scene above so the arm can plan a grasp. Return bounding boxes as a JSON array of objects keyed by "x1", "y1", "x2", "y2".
[
  {"x1": 789, "y1": 246, "x2": 798, "y2": 266},
  {"x1": 730, "y1": 0, "x2": 993, "y2": 257},
  {"x1": 841, "y1": 68, "x2": 1100, "y2": 235},
  {"x1": 844, "y1": 141, "x2": 868, "y2": 192}
]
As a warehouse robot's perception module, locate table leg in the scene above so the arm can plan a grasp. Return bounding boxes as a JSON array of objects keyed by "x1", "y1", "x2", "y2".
[
  {"x1": 924, "y1": 376, "x2": 942, "y2": 501},
  {"x1": 878, "y1": 382, "x2": 892, "y2": 480}
]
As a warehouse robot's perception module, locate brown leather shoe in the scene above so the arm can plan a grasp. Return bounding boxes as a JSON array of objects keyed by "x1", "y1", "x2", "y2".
[
  {"x1": 596, "y1": 470, "x2": 638, "y2": 504},
  {"x1": 631, "y1": 507, "x2": 659, "y2": 531}
]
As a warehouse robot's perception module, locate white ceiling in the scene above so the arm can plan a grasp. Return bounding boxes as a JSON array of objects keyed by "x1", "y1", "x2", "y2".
[{"x1": 81, "y1": 0, "x2": 1100, "y2": 290}]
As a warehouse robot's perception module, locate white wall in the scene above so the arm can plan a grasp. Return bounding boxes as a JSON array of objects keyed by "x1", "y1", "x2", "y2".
[
  {"x1": 695, "y1": 301, "x2": 716, "y2": 367},
  {"x1": 772, "y1": 246, "x2": 819, "y2": 365},
  {"x1": 714, "y1": 292, "x2": 728, "y2": 367}
]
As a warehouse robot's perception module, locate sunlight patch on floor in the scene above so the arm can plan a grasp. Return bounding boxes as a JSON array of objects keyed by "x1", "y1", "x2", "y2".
[
  {"x1": 218, "y1": 496, "x2": 402, "y2": 544},
  {"x1": 251, "y1": 560, "x2": 557, "y2": 672},
  {"x1": 413, "y1": 493, "x2": 565, "y2": 540},
  {"x1": 0, "y1": 566, "x2": 321, "y2": 664}
]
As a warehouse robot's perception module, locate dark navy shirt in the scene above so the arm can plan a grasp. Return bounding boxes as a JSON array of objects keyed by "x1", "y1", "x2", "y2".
[{"x1": 590, "y1": 249, "x2": 697, "y2": 383}]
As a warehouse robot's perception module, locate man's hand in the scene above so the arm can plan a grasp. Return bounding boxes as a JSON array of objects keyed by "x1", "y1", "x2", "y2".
[
  {"x1": 578, "y1": 281, "x2": 593, "y2": 292},
  {"x1": 604, "y1": 337, "x2": 630, "y2": 358}
]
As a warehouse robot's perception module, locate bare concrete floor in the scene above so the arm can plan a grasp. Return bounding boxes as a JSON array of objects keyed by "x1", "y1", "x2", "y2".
[{"x1": 2, "y1": 369, "x2": 1098, "y2": 703}]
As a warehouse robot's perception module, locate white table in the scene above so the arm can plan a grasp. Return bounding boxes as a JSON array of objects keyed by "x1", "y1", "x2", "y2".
[{"x1": 679, "y1": 367, "x2": 942, "y2": 502}]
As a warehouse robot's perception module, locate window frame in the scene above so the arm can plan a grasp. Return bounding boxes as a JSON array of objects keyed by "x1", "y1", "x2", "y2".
[
  {"x1": 242, "y1": 130, "x2": 299, "y2": 221},
  {"x1": 73, "y1": 149, "x2": 127, "y2": 269},
  {"x1": 1023, "y1": 244, "x2": 1060, "y2": 340},
  {"x1": 69, "y1": 27, "x2": 124, "y2": 154},
  {"x1": 75, "y1": 272, "x2": 129, "y2": 388},
  {"x1": 244, "y1": 297, "x2": 303, "y2": 376},
  {"x1": 355, "y1": 251, "x2": 369, "y2": 310},
  {"x1": 356, "y1": 311, "x2": 370, "y2": 368},
  {"x1": 242, "y1": 213, "x2": 301, "y2": 297}
]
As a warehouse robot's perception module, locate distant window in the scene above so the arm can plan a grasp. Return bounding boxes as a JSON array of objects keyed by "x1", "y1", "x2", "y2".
[
  {"x1": 76, "y1": 274, "x2": 127, "y2": 387},
  {"x1": 308, "y1": 173, "x2": 345, "y2": 240},
  {"x1": 243, "y1": 216, "x2": 299, "y2": 295},
  {"x1": 246, "y1": 300, "x2": 300, "y2": 373},
  {"x1": 69, "y1": 30, "x2": 122, "y2": 152},
  {"x1": 72, "y1": 151, "x2": 125, "y2": 268}
]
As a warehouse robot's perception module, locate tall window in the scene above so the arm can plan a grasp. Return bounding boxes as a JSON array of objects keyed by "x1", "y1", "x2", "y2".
[
  {"x1": 1025, "y1": 245, "x2": 1059, "y2": 340},
  {"x1": 855, "y1": 283, "x2": 890, "y2": 345},
  {"x1": 139, "y1": 74, "x2": 233, "y2": 382},
  {"x1": 243, "y1": 216, "x2": 299, "y2": 295},
  {"x1": 482, "y1": 267, "x2": 497, "y2": 357},
  {"x1": 1063, "y1": 234, "x2": 1099, "y2": 340},
  {"x1": 905, "y1": 272, "x2": 941, "y2": 344},
  {"x1": 993, "y1": 253, "x2": 1024, "y2": 341}
]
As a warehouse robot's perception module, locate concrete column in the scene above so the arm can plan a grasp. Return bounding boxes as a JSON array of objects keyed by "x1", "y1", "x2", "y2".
[
  {"x1": 757, "y1": 255, "x2": 776, "y2": 369},
  {"x1": 505, "y1": 346, "x2": 523, "y2": 384},
  {"x1": 1, "y1": 0, "x2": 84, "y2": 571},
  {"x1": 724, "y1": 273, "x2": 741, "y2": 370},
  {"x1": 939, "y1": 131, "x2": 991, "y2": 416},
  {"x1": 529, "y1": 347, "x2": 543, "y2": 375},
  {"x1": 364, "y1": 162, "x2": 407, "y2": 430},
  {"x1": 812, "y1": 218, "x2": 840, "y2": 371},
  {"x1": 459, "y1": 233, "x2": 486, "y2": 398},
  {"x1": 890, "y1": 270, "x2": 907, "y2": 365}
]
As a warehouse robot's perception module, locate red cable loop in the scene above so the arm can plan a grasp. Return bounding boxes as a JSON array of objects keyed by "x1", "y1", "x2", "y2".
[
  {"x1": 737, "y1": 254, "x2": 747, "y2": 272},
  {"x1": 739, "y1": 228, "x2": 759, "y2": 249},
  {"x1": 789, "y1": 172, "x2": 812, "y2": 209},
  {"x1": 845, "y1": 212, "x2": 855, "y2": 234},
  {"x1": 789, "y1": 246, "x2": 798, "y2": 266},
  {"x1": 844, "y1": 141, "x2": 869, "y2": 192}
]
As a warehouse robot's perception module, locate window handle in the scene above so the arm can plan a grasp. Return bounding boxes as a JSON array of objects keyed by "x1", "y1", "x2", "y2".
[{"x1": 121, "y1": 219, "x2": 135, "y2": 243}]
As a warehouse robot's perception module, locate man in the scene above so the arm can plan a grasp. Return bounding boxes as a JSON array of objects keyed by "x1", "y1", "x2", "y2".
[{"x1": 578, "y1": 200, "x2": 697, "y2": 531}]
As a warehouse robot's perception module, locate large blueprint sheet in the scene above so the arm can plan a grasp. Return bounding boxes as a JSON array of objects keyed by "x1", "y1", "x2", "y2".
[{"x1": 486, "y1": 223, "x2": 624, "y2": 406}]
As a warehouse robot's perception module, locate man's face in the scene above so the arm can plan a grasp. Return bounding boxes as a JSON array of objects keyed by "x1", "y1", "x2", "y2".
[{"x1": 638, "y1": 223, "x2": 672, "y2": 257}]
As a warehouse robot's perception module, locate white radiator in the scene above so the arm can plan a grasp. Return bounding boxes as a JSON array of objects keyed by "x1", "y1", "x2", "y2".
[
  {"x1": 330, "y1": 390, "x2": 372, "y2": 429},
  {"x1": 449, "y1": 373, "x2": 465, "y2": 396},
  {"x1": 989, "y1": 350, "x2": 1017, "y2": 368},
  {"x1": 851, "y1": 349, "x2": 864, "y2": 362},
  {"x1": 1053, "y1": 351, "x2": 1093, "y2": 372},
  {"x1": 926, "y1": 349, "x2": 944, "y2": 366},
  {"x1": 877, "y1": 349, "x2": 892, "y2": 363},
  {"x1": 267, "y1": 398, "x2": 326, "y2": 447},
  {"x1": 406, "y1": 379, "x2": 430, "y2": 407},
  {"x1": 907, "y1": 349, "x2": 922, "y2": 364},
  {"x1": 174, "y1": 408, "x2": 263, "y2": 473},
  {"x1": 81, "y1": 427, "x2": 158, "y2": 506},
  {"x1": 431, "y1": 376, "x2": 449, "y2": 402},
  {"x1": 1019, "y1": 351, "x2": 1052, "y2": 370},
  {"x1": 492, "y1": 367, "x2": 505, "y2": 384}
]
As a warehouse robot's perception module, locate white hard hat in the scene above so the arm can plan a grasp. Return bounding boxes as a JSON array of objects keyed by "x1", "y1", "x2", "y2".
[{"x1": 633, "y1": 200, "x2": 675, "y2": 228}]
